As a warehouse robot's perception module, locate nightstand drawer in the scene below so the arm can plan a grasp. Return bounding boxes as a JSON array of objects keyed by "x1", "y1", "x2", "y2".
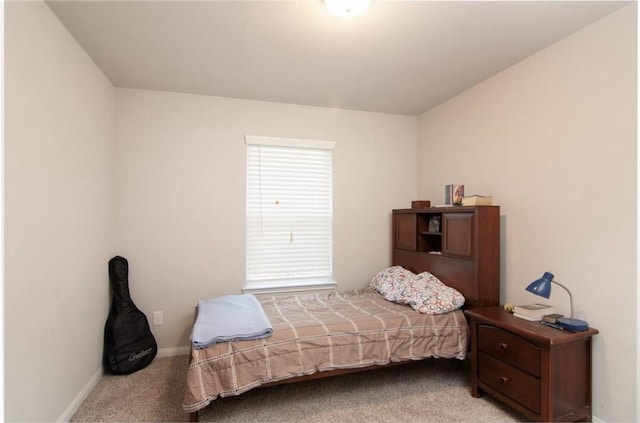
[
  {"x1": 477, "y1": 324, "x2": 541, "y2": 377},
  {"x1": 478, "y1": 352, "x2": 541, "y2": 414},
  {"x1": 467, "y1": 306, "x2": 598, "y2": 422}
]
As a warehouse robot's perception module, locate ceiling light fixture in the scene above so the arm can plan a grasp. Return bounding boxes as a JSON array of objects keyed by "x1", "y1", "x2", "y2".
[{"x1": 324, "y1": 0, "x2": 371, "y2": 17}]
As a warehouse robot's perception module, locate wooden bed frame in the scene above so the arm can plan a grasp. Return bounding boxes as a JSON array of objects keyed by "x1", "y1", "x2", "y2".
[
  {"x1": 190, "y1": 361, "x2": 408, "y2": 421},
  {"x1": 189, "y1": 279, "x2": 498, "y2": 422},
  {"x1": 189, "y1": 205, "x2": 500, "y2": 421}
]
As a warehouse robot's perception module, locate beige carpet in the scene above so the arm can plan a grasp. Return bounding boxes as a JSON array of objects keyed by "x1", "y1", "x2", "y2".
[{"x1": 71, "y1": 355, "x2": 527, "y2": 422}]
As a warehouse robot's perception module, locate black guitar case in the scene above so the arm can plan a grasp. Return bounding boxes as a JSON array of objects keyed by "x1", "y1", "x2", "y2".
[{"x1": 103, "y1": 256, "x2": 157, "y2": 375}]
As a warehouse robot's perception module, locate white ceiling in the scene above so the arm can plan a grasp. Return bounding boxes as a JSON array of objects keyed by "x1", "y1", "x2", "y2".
[{"x1": 46, "y1": 0, "x2": 630, "y2": 115}]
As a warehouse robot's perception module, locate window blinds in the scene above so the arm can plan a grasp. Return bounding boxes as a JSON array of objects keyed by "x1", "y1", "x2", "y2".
[{"x1": 245, "y1": 136, "x2": 334, "y2": 287}]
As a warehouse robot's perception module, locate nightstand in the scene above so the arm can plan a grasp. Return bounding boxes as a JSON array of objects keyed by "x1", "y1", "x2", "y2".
[{"x1": 465, "y1": 306, "x2": 599, "y2": 422}]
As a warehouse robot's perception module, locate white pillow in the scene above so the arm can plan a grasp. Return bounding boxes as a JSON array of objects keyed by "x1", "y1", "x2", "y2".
[
  {"x1": 401, "y1": 271, "x2": 465, "y2": 314},
  {"x1": 369, "y1": 266, "x2": 415, "y2": 303}
]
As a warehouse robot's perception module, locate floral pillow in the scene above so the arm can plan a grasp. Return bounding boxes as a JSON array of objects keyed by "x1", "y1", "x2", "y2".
[
  {"x1": 369, "y1": 266, "x2": 415, "y2": 303},
  {"x1": 401, "y1": 271, "x2": 465, "y2": 314}
]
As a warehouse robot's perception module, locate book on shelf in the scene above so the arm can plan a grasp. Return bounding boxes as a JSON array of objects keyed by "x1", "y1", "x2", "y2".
[
  {"x1": 461, "y1": 195, "x2": 493, "y2": 206},
  {"x1": 513, "y1": 303, "x2": 555, "y2": 319}
]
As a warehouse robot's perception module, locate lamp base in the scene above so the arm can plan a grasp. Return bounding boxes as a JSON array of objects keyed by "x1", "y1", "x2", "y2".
[{"x1": 557, "y1": 317, "x2": 589, "y2": 332}]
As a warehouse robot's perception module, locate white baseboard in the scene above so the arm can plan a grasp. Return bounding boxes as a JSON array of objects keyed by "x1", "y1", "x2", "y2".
[
  {"x1": 57, "y1": 367, "x2": 103, "y2": 423},
  {"x1": 57, "y1": 346, "x2": 190, "y2": 422},
  {"x1": 157, "y1": 346, "x2": 190, "y2": 358},
  {"x1": 592, "y1": 415, "x2": 605, "y2": 423}
]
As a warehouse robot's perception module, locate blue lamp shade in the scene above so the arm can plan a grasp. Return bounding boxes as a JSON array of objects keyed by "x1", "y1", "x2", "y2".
[
  {"x1": 525, "y1": 272, "x2": 589, "y2": 332},
  {"x1": 525, "y1": 271, "x2": 554, "y2": 298}
]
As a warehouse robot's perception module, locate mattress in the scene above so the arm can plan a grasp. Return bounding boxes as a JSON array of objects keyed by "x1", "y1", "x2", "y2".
[{"x1": 183, "y1": 288, "x2": 469, "y2": 413}]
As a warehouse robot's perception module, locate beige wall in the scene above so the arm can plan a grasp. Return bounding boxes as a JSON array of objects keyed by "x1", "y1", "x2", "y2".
[
  {"x1": 5, "y1": 1, "x2": 637, "y2": 422},
  {"x1": 4, "y1": 1, "x2": 116, "y2": 422},
  {"x1": 417, "y1": 5, "x2": 637, "y2": 421},
  {"x1": 114, "y1": 88, "x2": 417, "y2": 349}
]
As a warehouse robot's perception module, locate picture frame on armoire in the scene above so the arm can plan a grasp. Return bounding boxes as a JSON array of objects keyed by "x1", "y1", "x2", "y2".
[{"x1": 428, "y1": 216, "x2": 441, "y2": 233}]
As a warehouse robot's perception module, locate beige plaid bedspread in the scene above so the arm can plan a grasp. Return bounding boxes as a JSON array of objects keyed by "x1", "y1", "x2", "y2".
[{"x1": 182, "y1": 289, "x2": 469, "y2": 413}]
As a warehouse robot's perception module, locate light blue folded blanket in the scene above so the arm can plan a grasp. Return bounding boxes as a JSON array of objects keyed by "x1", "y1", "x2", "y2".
[{"x1": 191, "y1": 294, "x2": 273, "y2": 349}]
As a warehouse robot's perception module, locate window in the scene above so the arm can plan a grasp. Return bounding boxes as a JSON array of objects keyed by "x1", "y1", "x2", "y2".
[{"x1": 244, "y1": 136, "x2": 335, "y2": 293}]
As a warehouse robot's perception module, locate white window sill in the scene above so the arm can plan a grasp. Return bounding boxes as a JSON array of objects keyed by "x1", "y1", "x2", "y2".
[{"x1": 242, "y1": 279, "x2": 337, "y2": 295}]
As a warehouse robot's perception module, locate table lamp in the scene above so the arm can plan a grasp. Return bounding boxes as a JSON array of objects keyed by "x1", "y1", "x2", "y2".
[{"x1": 526, "y1": 271, "x2": 589, "y2": 332}]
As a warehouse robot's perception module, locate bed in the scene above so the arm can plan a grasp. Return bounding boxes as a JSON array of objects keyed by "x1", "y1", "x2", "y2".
[{"x1": 183, "y1": 256, "x2": 498, "y2": 422}]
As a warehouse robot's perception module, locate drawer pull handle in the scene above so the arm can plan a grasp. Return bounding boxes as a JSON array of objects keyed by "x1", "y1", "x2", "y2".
[
  {"x1": 499, "y1": 343, "x2": 508, "y2": 351},
  {"x1": 500, "y1": 376, "x2": 509, "y2": 384}
]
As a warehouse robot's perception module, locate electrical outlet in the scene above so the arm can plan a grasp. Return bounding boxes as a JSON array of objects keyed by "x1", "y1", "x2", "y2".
[{"x1": 153, "y1": 311, "x2": 163, "y2": 326}]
